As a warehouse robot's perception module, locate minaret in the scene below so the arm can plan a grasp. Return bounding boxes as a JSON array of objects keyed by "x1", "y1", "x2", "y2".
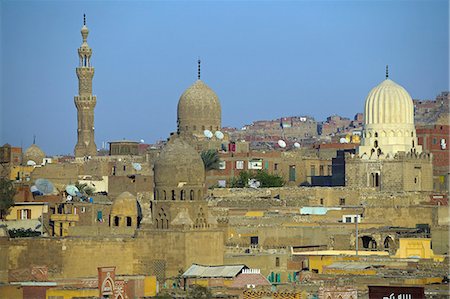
[{"x1": 74, "y1": 14, "x2": 97, "y2": 157}]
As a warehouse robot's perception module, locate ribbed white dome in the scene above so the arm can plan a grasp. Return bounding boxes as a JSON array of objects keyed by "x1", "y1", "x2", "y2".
[
  {"x1": 364, "y1": 79, "x2": 414, "y2": 125},
  {"x1": 359, "y1": 78, "x2": 421, "y2": 158}
]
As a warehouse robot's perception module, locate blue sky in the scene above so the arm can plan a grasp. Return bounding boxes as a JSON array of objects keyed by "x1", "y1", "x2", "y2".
[{"x1": 1, "y1": 0, "x2": 448, "y2": 155}]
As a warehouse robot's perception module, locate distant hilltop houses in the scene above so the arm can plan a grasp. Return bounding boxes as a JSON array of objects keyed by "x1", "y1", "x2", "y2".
[{"x1": 0, "y1": 16, "x2": 449, "y2": 299}]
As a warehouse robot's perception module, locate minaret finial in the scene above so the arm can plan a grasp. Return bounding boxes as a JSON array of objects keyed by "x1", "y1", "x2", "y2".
[
  {"x1": 198, "y1": 59, "x2": 201, "y2": 80},
  {"x1": 83, "y1": 14, "x2": 86, "y2": 26},
  {"x1": 33, "y1": 135, "x2": 36, "y2": 145},
  {"x1": 386, "y1": 65, "x2": 389, "y2": 79}
]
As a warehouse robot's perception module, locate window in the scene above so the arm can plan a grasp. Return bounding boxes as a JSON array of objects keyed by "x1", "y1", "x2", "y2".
[
  {"x1": 248, "y1": 159, "x2": 263, "y2": 170},
  {"x1": 310, "y1": 165, "x2": 316, "y2": 176},
  {"x1": 219, "y1": 161, "x2": 226, "y2": 170},
  {"x1": 171, "y1": 190, "x2": 176, "y2": 200},
  {"x1": 236, "y1": 161, "x2": 244, "y2": 170},
  {"x1": 345, "y1": 217, "x2": 352, "y2": 223},
  {"x1": 18, "y1": 209, "x2": 31, "y2": 220},
  {"x1": 114, "y1": 216, "x2": 119, "y2": 226},
  {"x1": 126, "y1": 217, "x2": 132, "y2": 226},
  {"x1": 123, "y1": 165, "x2": 126, "y2": 171},
  {"x1": 433, "y1": 138, "x2": 437, "y2": 144},
  {"x1": 320, "y1": 198, "x2": 324, "y2": 205},
  {"x1": 339, "y1": 198, "x2": 345, "y2": 205},
  {"x1": 289, "y1": 165, "x2": 296, "y2": 181},
  {"x1": 97, "y1": 211, "x2": 103, "y2": 222},
  {"x1": 274, "y1": 163, "x2": 278, "y2": 171},
  {"x1": 81, "y1": 207, "x2": 86, "y2": 213},
  {"x1": 319, "y1": 165, "x2": 324, "y2": 176},
  {"x1": 275, "y1": 257, "x2": 280, "y2": 267},
  {"x1": 327, "y1": 165, "x2": 332, "y2": 175}
]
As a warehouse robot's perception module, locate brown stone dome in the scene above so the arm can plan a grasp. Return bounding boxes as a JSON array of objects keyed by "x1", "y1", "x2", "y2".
[
  {"x1": 24, "y1": 144, "x2": 45, "y2": 164},
  {"x1": 177, "y1": 80, "x2": 221, "y2": 137},
  {"x1": 110, "y1": 191, "x2": 139, "y2": 228},
  {"x1": 154, "y1": 137, "x2": 205, "y2": 201},
  {"x1": 111, "y1": 191, "x2": 138, "y2": 216}
]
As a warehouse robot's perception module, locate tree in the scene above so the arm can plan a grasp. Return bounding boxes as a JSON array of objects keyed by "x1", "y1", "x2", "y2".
[
  {"x1": 187, "y1": 285, "x2": 212, "y2": 299},
  {"x1": 254, "y1": 170, "x2": 285, "y2": 187},
  {"x1": 201, "y1": 149, "x2": 221, "y2": 171},
  {"x1": 230, "y1": 170, "x2": 284, "y2": 188},
  {"x1": 0, "y1": 178, "x2": 16, "y2": 220},
  {"x1": 75, "y1": 181, "x2": 95, "y2": 196},
  {"x1": 230, "y1": 171, "x2": 251, "y2": 188}
]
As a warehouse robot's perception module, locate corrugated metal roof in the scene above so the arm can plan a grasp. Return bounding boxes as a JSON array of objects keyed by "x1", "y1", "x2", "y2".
[{"x1": 183, "y1": 264, "x2": 247, "y2": 278}]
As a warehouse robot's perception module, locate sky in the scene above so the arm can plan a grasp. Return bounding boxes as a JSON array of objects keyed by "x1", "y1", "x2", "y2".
[{"x1": 0, "y1": 0, "x2": 448, "y2": 155}]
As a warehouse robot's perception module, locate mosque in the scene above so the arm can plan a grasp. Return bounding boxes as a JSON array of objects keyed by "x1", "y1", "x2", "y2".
[{"x1": 4, "y1": 16, "x2": 441, "y2": 292}]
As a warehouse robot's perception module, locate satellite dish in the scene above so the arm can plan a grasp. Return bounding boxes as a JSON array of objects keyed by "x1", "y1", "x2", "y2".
[
  {"x1": 26, "y1": 160, "x2": 37, "y2": 166},
  {"x1": 67, "y1": 195, "x2": 73, "y2": 201},
  {"x1": 140, "y1": 139, "x2": 145, "y2": 143},
  {"x1": 204, "y1": 130, "x2": 213, "y2": 138},
  {"x1": 215, "y1": 131, "x2": 224, "y2": 140},
  {"x1": 35, "y1": 179, "x2": 54, "y2": 195},
  {"x1": 65, "y1": 185, "x2": 79, "y2": 196},
  {"x1": 278, "y1": 140, "x2": 286, "y2": 148},
  {"x1": 339, "y1": 138, "x2": 348, "y2": 144},
  {"x1": 132, "y1": 162, "x2": 142, "y2": 171},
  {"x1": 294, "y1": 142, "x2": 301, "y2": 148},
  {"x1": 30, "y1": 185, "x2": 39, "y2": 193}
]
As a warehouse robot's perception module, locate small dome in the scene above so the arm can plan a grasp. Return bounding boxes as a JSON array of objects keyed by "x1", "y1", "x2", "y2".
[
  {"x1": 111, "y1": 191, "x2": 138, "y2": 216},
  {"x1": 24, "y1": 144, "x2": 45, "y2": 164},
  {"x1": 154, "y1": 137, "x2": 205, "y2": 189},
  {"x1": 364, "y1": 79, "x2": 414, "y2": 125},
  {"x1": 177, "y1": 80, "x2": 221, "y2": 136}
]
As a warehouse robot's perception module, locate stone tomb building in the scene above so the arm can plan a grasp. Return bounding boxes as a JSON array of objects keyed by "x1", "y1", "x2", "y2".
[{"x1": 345, "y1": 73, "x2": 433, "y2": 192}]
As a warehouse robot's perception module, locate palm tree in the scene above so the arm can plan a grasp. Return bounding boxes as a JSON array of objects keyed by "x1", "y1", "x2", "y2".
[
  {"x1": 74, "y1": 181, "x2": 95, "y2": 196},
  {"x1": 200, "y1": 149, "x2": 221, "y2": 171}
]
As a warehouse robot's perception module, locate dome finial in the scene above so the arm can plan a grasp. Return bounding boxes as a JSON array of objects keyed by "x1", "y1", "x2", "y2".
[
  {"x1": 83, "y1": 14, "x2": 86, "y2": 26},
  {"x1": 386, "y1": 65, "x2": 389, "y2": 79},
  {"x1": 198, "y1": 58, "x2": 201, "y2": 80},
  {"x1": 33, "y1": 134, "x2": 36, "y2": 145}
]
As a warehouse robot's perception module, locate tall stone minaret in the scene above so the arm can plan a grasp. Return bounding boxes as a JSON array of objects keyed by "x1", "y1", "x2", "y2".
[{"x1": 74, "y1": 14, "x2": 97, "y2": 158}]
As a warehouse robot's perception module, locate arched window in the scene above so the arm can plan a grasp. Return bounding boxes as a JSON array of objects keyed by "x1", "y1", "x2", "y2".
[
  {"x1": 374, "y1": 140, "x2": 378, "y2": 148},
  {"x1": 126, "y1": 217, "x2": 132, "y2": 227},
  {"x1": 163, "y1": 190, "x2": 166, "y2": 200},
  {"x1": 190, "y1": 190, "x2": 194, "y2": 200},
  {"x1": 114, "y1": 216, "x2": 119, "y2": 226},
  {"x1": 374, "y1": 132, "x2": 378, "y2": 137},
  {"x1": 171, "y1": 190, "x2": 176, "y2": 200}
]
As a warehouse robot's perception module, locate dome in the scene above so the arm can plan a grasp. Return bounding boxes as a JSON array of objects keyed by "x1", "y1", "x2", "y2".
[
  {"x1": 111, "y1": 191, "x2": 138, "y2": 217},
  {"x1": 24, "y1": 144, "x2": 45, "y2": 164},
  {"x1": 364, "y1": 79, "x2": 414, "y2": 125},
  {"x1": 359, "y1": 78, "x2": 421, "y2": 158},
  {"x1": 154, "y1": 137, "x2": 205, "y2": 201},
  {"x1": 177, "y1": 80, "x2": 221, "y2": 136}
]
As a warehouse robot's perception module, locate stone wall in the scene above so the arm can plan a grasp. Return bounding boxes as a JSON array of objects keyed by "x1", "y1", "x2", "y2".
[{"x1": 2, "y1": 229, "x2": 224, "y2": 284}]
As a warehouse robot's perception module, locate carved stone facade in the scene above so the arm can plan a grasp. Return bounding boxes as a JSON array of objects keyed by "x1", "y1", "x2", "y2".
[{"x1": 74, "y1": 17, "x2": 97, "y2": 158}]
